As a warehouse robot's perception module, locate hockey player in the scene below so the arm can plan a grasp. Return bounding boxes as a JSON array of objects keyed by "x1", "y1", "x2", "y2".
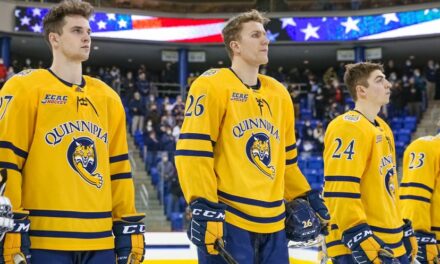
[
  {"x1": 175, "y1": 10, "x2": 329, "y2": 264},
  {"x1": 400, "y1": 121, "x2": 440, "y2": 264},
  {"x1": 0, "y1": 1, "x2": 145, "y2": 263},
  {"x1": 323, "y1": 62, "x2": 417, "y2": 264}
]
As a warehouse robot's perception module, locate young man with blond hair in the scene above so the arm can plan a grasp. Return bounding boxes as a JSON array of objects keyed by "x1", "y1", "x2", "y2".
[
  {"x1": 175, "y1": 9, "x2": 329, "y2": 263},
  {"x1": 0, "y1": 1, "x2": 145, "y2": 263},
  {"x1": 323, "y1": 62, "x2": 417, "y2": 264}
]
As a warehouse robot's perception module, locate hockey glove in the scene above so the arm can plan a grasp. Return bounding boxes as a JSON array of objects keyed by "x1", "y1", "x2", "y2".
[
  {"x1": 187, "y1": 198, "x2": 226, "y2": 255},
  {"x1": 0, "y1": 169, "x2": 13, "y2": 242},
  {"x1": 415, "y1": 231, "x2": 439, "y2": 264},
  {"x1": 342, "y1": 223, "x2": 395, "y2": 264},
  {"x1": 402, "y1": 219, "x2": 418, "y2": 263},
  {"x1": 285, "y1": 198, "x2": 321, "y2": 242},
  {"x1": 305, "y1": 190, "x2": 330, "y2": 235},
  {"x1": 0, "y1": 211, "x2": 31, "y2": 264},
  {"x1": 113, "y1": 214, "x2": 146, "y2": 264}
]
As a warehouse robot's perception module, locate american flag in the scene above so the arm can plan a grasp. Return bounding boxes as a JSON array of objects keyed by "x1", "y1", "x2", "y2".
[
  {"x1": 14, "y1": 6, "x2": 226, "y2": 43},
  {"x1": 14, "y1": 6, "x2": 440, "y2": 43}
]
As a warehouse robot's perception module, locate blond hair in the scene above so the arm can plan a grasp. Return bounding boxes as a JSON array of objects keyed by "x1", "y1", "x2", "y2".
[{"x1": 222, "y1": 10, "x2": 269, "y2": 59}]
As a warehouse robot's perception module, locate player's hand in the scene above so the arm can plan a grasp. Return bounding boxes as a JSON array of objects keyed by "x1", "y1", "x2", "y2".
[
  {"x1": 285, "y1": 198, "x2": 321, "y2": 242},
  {"x1": 402, "y1": 219, "x2": 418, "y2": 263},
  {"x1": 187, "y1": 198, "x2": 226, "y2": 255},
  {"x1": 415, "y1": 231, "x2": 439, "y2": 264},
  {"x1": 305, "y1": 190, "x2": 330, "y2": 235},
  {"x1": 342, "y1": 223, "x2": 395, "y2": 264},
  {"x1": 0, "y1": 211, "x2": 31, "y2": 264},
  {"x1": 113, "y1": 214, "x2": 146, "y2": 264}
]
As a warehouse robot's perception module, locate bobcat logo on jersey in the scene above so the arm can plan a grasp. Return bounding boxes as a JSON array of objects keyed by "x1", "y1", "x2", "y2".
[
  {"x1": 67, "y1": 137, "x2": 103, "y2": 188},
  {"x1": 379, "y1": 155, "x2": 396, "y2": 198},
  {"x1": 246, "y1": 133, "x2": 276, "y2": 179}
]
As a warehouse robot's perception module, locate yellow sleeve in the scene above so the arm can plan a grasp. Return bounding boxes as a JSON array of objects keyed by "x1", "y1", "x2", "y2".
[
  {"x1": 108, "y1": 93, "x2": 137, "y2": 220},
  {"x1": 0, "y1": 76, "x2": 37, "y2": 212},
  {"x1": 284, "y1": 94, "x2": 310, "y2": 201},
  {"x1": 323, "y1": 122, "x2": 370, "y2": 232},
  {"x1": 175, "y1": 76, "x2": 226, "y2": 203},
  {"x1": 400, "y1": 140, "x2": 435, "y2": 232}
]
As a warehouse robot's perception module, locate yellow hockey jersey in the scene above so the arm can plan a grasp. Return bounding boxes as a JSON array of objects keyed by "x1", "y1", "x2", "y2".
[
  {"x1": 323, "y1": 110, "x2": 406, "y2": 257},
  {"x1": 175, "y1": 68, "x2": 311, "y2": 233},
  {"x1": 400, "y1": 134, "x2": 440, "y2": 245},
  {"x1": 0, "y1": 69, "x2": 137, "y2": 250}
]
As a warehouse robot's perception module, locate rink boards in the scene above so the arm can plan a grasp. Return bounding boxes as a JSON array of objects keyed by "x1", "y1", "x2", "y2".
[{"x1": 143, "y1": 232, "x2": 319, "y2": 263}]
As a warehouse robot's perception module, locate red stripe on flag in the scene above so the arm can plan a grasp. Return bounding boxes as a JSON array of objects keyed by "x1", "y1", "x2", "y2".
[
  {"x1": 133, "y1": 17, "x2": 225, "y2": 29},
  {"x1": 171, "y1": 34, "x2": 223, "y2": 43}
]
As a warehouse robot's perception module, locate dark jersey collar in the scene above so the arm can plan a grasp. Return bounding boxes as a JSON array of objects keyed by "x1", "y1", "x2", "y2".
[
  {"x1": 47, "y1": 68, "x2": 86, "y2": 88},
  {"x1": 228, "y1": 67, "x2": 261, "y2": 90}
]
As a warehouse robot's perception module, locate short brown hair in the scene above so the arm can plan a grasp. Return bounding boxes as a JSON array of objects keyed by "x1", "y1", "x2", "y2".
[
  {"x1": 43, "y1": 0, "x2": 93, "y2": 47},
  {"x1": 222, "y1": 10, "x2": 269, "y2": 60},
  {"x1": 344, "y1": 62, "x2": 384, "y2": 101}
]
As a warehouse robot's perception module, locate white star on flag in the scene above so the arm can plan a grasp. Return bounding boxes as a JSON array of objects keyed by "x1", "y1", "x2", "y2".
[
  {"x1": 20, "y1": 16, "x2": 30, "y2": 26},
  {"x1": 382, "y1": 13, "x2": 399, "y2": 25},
  {"x1": 322, "y1": 17, "x2": 327, "y2": 22},
  {"x1": 118, "y1": 19, "x2": 127, "y2": 28},
  {"x1": 341, "y1": 17, "x2": 360, "y2": 34},
  {"x1": 266, "y1": 30, "x2": 279, "y2": 42},
  {"x1": 31, "y1": 24, "x2": 42, "y2": 33},
  {"x1": 301, "y1": 23, "x2": 320, "y2": 41},
  {"x1": 89, "y1": 15, "x2": 95, "y2": 22},
  {"x1": 424, "y1": 9, "x2": 430, "y2": 15},
  {"x1": 15, "y1": 9, "x2": 21, "y2": 17},
  {"x1": 107, "y1": 13, "x2": 116, "y2": 20},
  {"x1": 280, "y1": 18, "x2": 296, "y2": 28},
  {"x1": 97, "y1": 20, "x2": 107, "y2": 30},
  {"x1": 32, "y1": 8, "x2": 42, "y2": 17}
]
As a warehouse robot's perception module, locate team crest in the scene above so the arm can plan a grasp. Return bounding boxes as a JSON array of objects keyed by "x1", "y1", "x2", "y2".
[
  {"x1": 246, "y1": 133, "x2": 276, "y2": 179},
  {"x1": 379, "y1": 155, "x2": 396, "y2": 198},
  {"x1": 67, "y1": 137, "x2": 103, "y2": 188}
]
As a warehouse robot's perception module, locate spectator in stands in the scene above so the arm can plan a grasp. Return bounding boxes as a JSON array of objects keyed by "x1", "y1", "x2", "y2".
[
  {"x1": 390, "y1": 80, "x2": 405, "y2": 117},
  {"x1": 144, "y1": 130, "x2": 160, "y2": 171},
  {"x1": 307, "y1": 75, "x2": 319, "y2": 117},
  {"x1": 403, "y1": 59, "x2": 414, "y2": 77},
  {"x1": 385, "y1": 59, "x2": 400, "y2": 78},
  {"x1": 312, "y1": 121, "x2": 325, "y2": 152},
  {"x1": 159, "y1": 126, "x2": 176, "y2": 161},
  {"x1": 424, "y1": 59, "x2": 437, "y2": 101},
  {"x1": 165, "y1": 169, "x2": 182, "y2": 220},
  {"x1": 122, "y1": 71, "x2": 135, "y2": 100},
  {"x1": 161, "y1": 62, "x2": 177, "y2": 83},
  {"x1": 172, "y1": 120, "x2": 182, "y2": 142},
  {"x1": 405, "y1": 76, "x2": 423, "y2": 119},
  {"x1": 414, "y1": 68, "x2": 427, "y2": 109},
  {"x1": 0, "y1": 58, "x2": 6, "y2": 88},
  {"x1": 288, "y1": 84, "x2": 301, "y2": 119},
  {"x1": 146, "y1": 103, "x2": 161, "y2": 133},
  {"x1": 172, "y1": 95, "x2": 185, "y2": 117},
  {"x1": 129, "y1": 91, "x2": 145, "y2": 136},
  {"x1": 145, "y1": 94, "x2": 157, "y2": 114},
  {"x1": 6, "y1": 66, "x2": 15, "y2": 81},
  {"x1": 157, "y1": 152, "x2": 175, "y2": 204},
  {"x1": 301, "y1": 119, "x2": 316, "y2": 152},
  {"x1": 136, "y1": 71, "x2": 150, "y2": 96}
]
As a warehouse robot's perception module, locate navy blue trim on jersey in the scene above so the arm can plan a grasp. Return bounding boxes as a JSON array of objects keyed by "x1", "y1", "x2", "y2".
[
  {"x1": 47, "y1": 68, "x2": 86, "y2": 88},
  {"x1": 30, "y1": 230, "x2": 112, "y2": 239},
  {"x1": 179, "y1": 133, "x2": 216, "y2": 147},
  {"x1": 218, "y1": 190, "x2": 283, "y2": 208},
  {"x1": 285, "y1": 144, "x2": 296, "y2": 152},
  {"x1": 400, "y1": 182, "x2": 433, "y2": 193},
  {"x1": 431, "y1": 226, "x2": 440, "y2": 231},
  {"x1": 224, "y1": 204, "x2": 285, "y2": 224},
  {"x1": 326, "y1": 240, "x2": 343, "y2": 248},
  {"x1": 386, "y1": 241, "x2": 403, "y2": 249},
  {"x1": 28, "y1": 210, "x2": 112, "y2": 219},
  {"x1": 110, "y1": 154, "x2": 129, "y2": 163},
  {"x1": 175, "y1": 150, "x2": 213, "y2": 158},
  {"x1": 0, "y1": 162, "x2": 21, "y2": 172},
  {"x1": 325, "y1": 176, "x2": 360, "y2": 183},
  {"x1": 399, "y1": 195, "x2": 430, "y2": 203},
  {"x1": 111, "y1": 173, "x2": 132, "y2": 180},
  {"x1": 0, "y1": 141, "x2": 28, "y2": 159},
  {"x1": 286, "y1": 157, "x2": 297, "y2": 165},
  {"x1": 324, "y1": 192, "x2": 361, "y2": 198},
  {"x1": 370, "y1": 225, "x2": 403, "y2": 234},
  {"x1": 331, "y1": 224, "x2": 339, "y2": 230}
]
